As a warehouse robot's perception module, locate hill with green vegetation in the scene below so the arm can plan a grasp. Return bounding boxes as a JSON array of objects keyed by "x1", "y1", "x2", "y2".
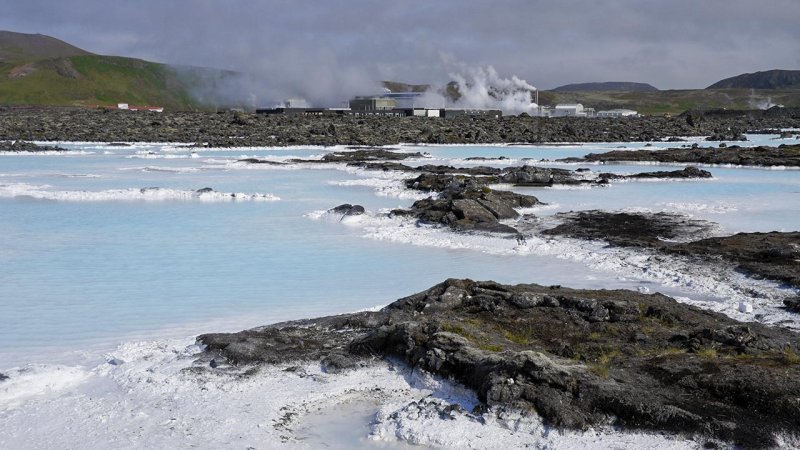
[
  {"x1": 538, "y1": 88, "x2": 800, "y2": 115},
  {"x1": 552, "y1": 81, "x2": 658, "y2": 92},
  {"x1": 707, "y1": 69, "x2": 800, "y2": 90},
  {"x1": 0, "y1": 30, "x2": 220, "y2": 110}
]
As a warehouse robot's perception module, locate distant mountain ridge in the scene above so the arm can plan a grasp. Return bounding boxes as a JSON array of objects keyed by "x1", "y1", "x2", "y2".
[
  {"x1": 552, "y1": 82, "x2": 658, "y2": 92},
  {"x1": 0, "y1": 30, "x2": 234, "y2": 110},
  {"x1": 707, "y1": 70, "x2": 800, "y2": 89},
  {"x1": 0, "y1": 30, "x2": 91, "y2": 61}
]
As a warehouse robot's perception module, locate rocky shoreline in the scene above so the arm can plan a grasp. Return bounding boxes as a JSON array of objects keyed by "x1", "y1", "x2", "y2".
[
  {"x1": 199, "y1": 278, "x2": 800, "y2": 448},
  {"x1": 0, "y1": 105, "x2": 799, "y2": 146},
  {"x1": 0, "y1": 140, "x2": 67, "y2": 152},
  {"x1": 541, "y1": 210, "x2": 800, "y2": 289},
  {"x1": 560, "y1": 144, "x2": 800, "y2": 167},
  {"x1": 197, "y1": 147, "x2": 800, "y2": 447}
]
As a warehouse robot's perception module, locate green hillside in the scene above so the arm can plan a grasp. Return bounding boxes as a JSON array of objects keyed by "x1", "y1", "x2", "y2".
[
  {"x1": 0, "y1": 30, "x2": 206, "y2": 110},
  {"x1": 707, "y1": 70, "x2": 800, "y2": 89},
  {"x1": 539, "y1": 88, "x2": 800, "y2": 115}
]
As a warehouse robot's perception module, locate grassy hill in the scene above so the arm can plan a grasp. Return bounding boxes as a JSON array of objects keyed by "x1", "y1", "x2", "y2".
[
  {"x1": 0, "y1": 30, "x2": 211, "y2": 110},
  {"x1": 707, "y1": 70, "x2": 800, "y2": 89},
  {"x1": 552, "y1": 82, "x2": 658, "y2": 92},
  {"x1": 538, "y1": 88, "x2": 800, "y2": 115}
]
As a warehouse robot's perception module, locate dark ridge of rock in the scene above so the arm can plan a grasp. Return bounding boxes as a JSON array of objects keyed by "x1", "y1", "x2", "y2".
[
  {"x1": 0, "y1": 372, "x2": 7, "y2": 381},
  {"x1": 3, "y1": 106, "x2": 799, "y2": 147},
  {"x1": 348, "y1": 161, "x2": 416, "y2": 172},
  {"x1": 668, "y1": 232, "x2": 800, "y2": 289},
  {"x1": 785, "y1": 297, "x2": 800, "y2": 313},
  {"x1": 541, "y1": 211, "x2": 800, "y2": 289},
  {"x1": 236, "y1": 158, "x2": 286, "y2": 165},
  {"x1": 560, "y1": 144, "x2": 800, "y2": 167},
  {"x1": 497, "y1": 166, "x2": 588, "y2": 186},
  {"x1": 329, "y1": 204, "x2": 365, "y2": 216},
  {"x1": 237, "y1": 150, "x2": 423, "y2": 166},
  {"x1": 599, "y1": 166, "x2": 713, "y2": 180},
  {"x1": 464, "y1": 156, "x2": 510, "y2": 161},
  {"x1": 320, "y1": 149, "x2": 423, "y2": 162},
  {"x1": 0, "y1": 140, "x2": 66, "y2": 152},
  {"x1": 198, "y1": 279, "x2": 800, "y2": 448},
  {"x1": 705, "y1": 128, "x2": 748, "y2": 142},
  {"x1": 541, "y1": 210, "x2": 716, "y2": 247}
]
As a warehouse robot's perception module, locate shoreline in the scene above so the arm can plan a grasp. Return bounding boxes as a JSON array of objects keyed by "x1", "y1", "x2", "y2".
[{"x1": 2, "y1": 106, "x2": 799, "y2": 147}]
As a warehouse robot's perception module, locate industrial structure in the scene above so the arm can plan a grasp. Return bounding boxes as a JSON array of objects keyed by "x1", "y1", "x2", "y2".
[
  {"x1": 547, "y1": 104, "x2": 595, "y2": 117},
  {"x1": 257, "y1": 94, "x2": 500, "y2": 118},
  {"x1": 597, "y1": 109, "x2": 638, "y2": 118}
]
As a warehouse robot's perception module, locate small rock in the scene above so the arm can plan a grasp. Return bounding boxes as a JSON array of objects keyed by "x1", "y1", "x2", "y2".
[
  {"x1": 321, "y1": 351, "x2": 361, "y2": 373},
  {"x1": 329, "y1": 204, "x2": 365, "y2": 216},
  {"x1": 783, "y1": 297, "x2": 800, "y2": 313}
]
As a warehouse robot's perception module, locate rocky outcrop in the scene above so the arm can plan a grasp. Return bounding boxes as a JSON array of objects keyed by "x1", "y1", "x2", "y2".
[
  {"x1": 599, "y1": 166, "x2": 713, "y2": 180},
  {"x1": 560, "y1": 144, "x2": 800, "y2": 167},
  {"x1": 328, "y1": 204, "x2": 365, "y2": 216},
  {"x1": 705, "y1": 128, "x2": 747, "y2": 141},
  {"x1": 0, "y1": 140, "x2": 66, "y2": 152},
  {"x1": 542, "y1": 211, "x2": 800, "y2": 288},
  {"x1": 668, "y1": 232, "x2": 800, "y2": 289},
  {"x1": 320, "y1": 149, "x2": 423, "y2": 162},
  {"x1": 199, "y1": 279, "x2": 800, "y2": 448},
  {"x1": 541, "y1": 210, "x2": 716, "y2": 247},
  {"x1": 392, "y1": 178, "x2": 540, "y2": 234}
]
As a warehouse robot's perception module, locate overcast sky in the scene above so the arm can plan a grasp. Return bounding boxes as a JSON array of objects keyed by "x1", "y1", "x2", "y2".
[{"x1": 1, "y1": 0, "x2": 798, "y2": 104}]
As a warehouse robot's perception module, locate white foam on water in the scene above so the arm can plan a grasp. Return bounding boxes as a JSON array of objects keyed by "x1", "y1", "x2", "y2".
[
  {"x1": 119, "y1": 166, "x2": 204, "y2": 174},
  {"x1": 329, "y1": 212, "x2": 798, "y2": 328},
  {"x1": 660, "y1": 201, "x2": 738, "y2": 214},
  {"x1": 0, "y1": 150, "x2": 95, "y2": 156},
  {"x1": 126, "y1": 153, "x2": 196, "y2": 159},
  {"x1": 0, "y1": 172, "x2": 103, "y2": 179},
  {"x1": 0, "y1": 183, "x2": 280, "y2": 202},
  {"x1": 330, "y1": 169, "x2": 432, "y2": 200}
]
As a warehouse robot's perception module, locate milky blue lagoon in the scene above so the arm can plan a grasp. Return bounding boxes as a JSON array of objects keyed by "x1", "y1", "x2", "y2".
[{"x1": 1, "y1": 135, "x2": 798, "y2": 448}]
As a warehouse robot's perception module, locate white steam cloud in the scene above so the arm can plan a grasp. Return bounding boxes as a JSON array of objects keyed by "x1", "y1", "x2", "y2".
[{"x1": 446, "y1": 65, "x2": 539, "y2": 115}]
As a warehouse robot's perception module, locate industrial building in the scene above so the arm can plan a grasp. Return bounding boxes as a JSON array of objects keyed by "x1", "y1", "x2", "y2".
[
  {"x1": 349, "y1": 96, "x2": 397, "y2": 111},
  {"x1": 597, "y1": 109, "x2": 638, "y2": 118},
  {"x1": 549, "y1": 104, "x2": 595, "y2": 117},
  {"x1": 255, "y1": 106, "x2": 501, "y2": 118}
]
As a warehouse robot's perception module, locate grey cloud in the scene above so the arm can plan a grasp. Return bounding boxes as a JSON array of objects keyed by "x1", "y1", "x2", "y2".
[{"x1": 1, "y1": 0, "x2": 798, "y2": 105}]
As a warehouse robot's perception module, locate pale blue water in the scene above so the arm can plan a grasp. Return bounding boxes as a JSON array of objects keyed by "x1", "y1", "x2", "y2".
[{"x1": 1, "y1": 135, "x2": 798, "y2": 367}]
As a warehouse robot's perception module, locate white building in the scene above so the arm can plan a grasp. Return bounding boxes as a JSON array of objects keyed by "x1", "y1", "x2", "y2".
[
  {"x1": 282, "y1": 98, "x2": 310, "y2": 108},
  {"x1": 597, "y1": 109, "x2": 638, "y2": 118},
  {"x1": 412, "y1": 108, "x2": 440, "y2": 118},
  {"x1": 551, "y1": 103, "x2": 586, "y2": 117}
]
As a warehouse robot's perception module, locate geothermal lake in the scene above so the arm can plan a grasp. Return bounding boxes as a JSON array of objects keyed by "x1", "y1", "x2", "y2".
[{"x1": 1, "y1": 135, "x2": 799, "y2": 448}]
